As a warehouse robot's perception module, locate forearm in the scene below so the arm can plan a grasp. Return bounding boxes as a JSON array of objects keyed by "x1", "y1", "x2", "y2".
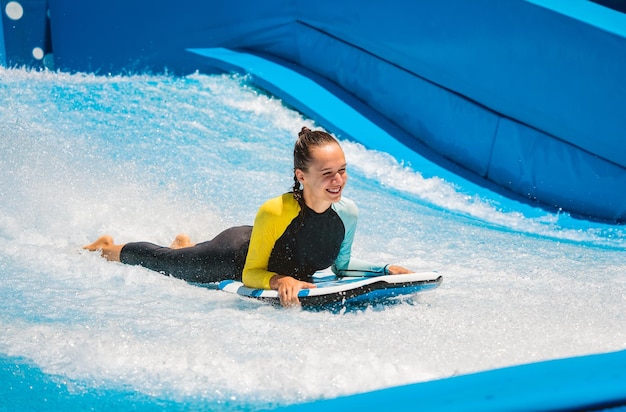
[
  {"x1": 332, "y1": 259, "x2": 411, "y2": 277},
  {"x1": 242, "y1": 267, "x2": 276, "y2": 289},
  {"x1": 332, "y1": 257, "x2": 386, "y2": 277}
]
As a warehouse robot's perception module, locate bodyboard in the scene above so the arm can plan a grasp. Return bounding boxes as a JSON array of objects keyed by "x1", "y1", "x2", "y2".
[{"x1": 218, "y1": 271, "x2": 442, "y2": 308}]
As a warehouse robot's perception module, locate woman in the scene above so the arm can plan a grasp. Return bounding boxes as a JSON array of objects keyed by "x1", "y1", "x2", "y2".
[{"x1": 84, "y1": 127, "x2": 411, "y2": 306}]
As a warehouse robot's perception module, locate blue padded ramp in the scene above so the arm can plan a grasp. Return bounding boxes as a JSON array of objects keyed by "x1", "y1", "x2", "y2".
[{"x1": 277, "y1": 349, "x2": 626, "y2": 412}]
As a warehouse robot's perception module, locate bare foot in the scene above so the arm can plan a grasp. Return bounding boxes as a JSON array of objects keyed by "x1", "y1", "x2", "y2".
[
  {"x1": 170, "y1": 234, "x2": 195, "y2": 249},
  {"x1": 82, "y1": 235, "x2": 123, "y2": 261},
  {"x1": 83, "y1": 235, "x2": 115, "y2": 251}
]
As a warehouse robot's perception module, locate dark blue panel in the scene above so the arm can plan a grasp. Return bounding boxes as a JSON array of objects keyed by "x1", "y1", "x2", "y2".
[{"x1": 590, "y1": 0, "x2": 626, "y2": 13}]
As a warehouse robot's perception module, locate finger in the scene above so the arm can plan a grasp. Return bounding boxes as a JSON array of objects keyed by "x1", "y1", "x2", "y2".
[
  {"x1": 292, "y1": 295, "x2": 300, "y2": 306},
  {"x1": 290, "y1": 287, "x2": 300, "y2": 304},
  {"x1": 280, "y1": 293, "x2": 292, "y2": 307},
  {"x1": 280, "y1": 288, "x2": 298, "y2": 307},
  {"x1": 281, "y1": 295, "x2": 299, "y2": 307},
  {"x1": 283, "y1": 287, "x2": 300, "y2": 307},
  {"x1": 279, "y1": 288, "x2": 289, "y2": 306},
  {"x1": 388, "y1": 265, "x2": 412, "y2": 275}
]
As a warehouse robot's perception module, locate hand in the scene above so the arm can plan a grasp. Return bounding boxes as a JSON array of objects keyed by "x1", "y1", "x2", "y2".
[
  {"x1": 386, "y1": 265, "x2": 412, "y2": 275},
  {"x1": 270, "y1": 275, "x2": 317, "y2": 307}
]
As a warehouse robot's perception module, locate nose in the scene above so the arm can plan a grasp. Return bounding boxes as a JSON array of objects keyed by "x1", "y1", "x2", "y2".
[{"x1": 332, "y1": 171, "x2": 345, "y2": 185}]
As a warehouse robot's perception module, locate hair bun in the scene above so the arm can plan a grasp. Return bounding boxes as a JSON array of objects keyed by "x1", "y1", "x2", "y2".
[{"x1": 298, "y1": 126, "x2": 311, "y2": 137}]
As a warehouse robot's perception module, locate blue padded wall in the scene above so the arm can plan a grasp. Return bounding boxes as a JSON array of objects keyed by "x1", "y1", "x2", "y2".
[
  {"x1": 47, "y1": 0, "x2": 296, "y2": 74},
  {"x1": 1, "y1": 0, "x2": 52, "y2": 69},
  {"x1": 287, "y1": 0, "x2": 626, "y2": 220},
  {"x1": 490, "y1": 118, "x2": 626, "y2": 219},
  {"x1": 0, "y1": 5, "x2": 4, "y2": 65},
  {"x1": 46, "y1": 0, "x2": 626, "y2": 221},
  {"x1": 291, "y1": 22, "x2": 502, "y2": 179}
]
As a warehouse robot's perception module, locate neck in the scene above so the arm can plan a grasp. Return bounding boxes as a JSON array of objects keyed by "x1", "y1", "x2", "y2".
[{"x1": 302, "y1": 191, "x2": 331, "y2": 213}]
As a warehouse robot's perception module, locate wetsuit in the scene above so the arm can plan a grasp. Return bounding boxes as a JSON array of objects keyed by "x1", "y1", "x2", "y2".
[
  {"x1": 120, "y1": 225, "x2": 252, "y2": 283},
  {"x1": 242, "y1": 193, "x2": 386, "y2": 289},
  {"x1": 120, "y1": 193, "x2": 386, "y2": 286}
]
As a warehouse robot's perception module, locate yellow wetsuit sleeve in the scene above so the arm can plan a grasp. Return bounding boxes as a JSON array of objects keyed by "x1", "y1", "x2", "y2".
[{"x1": 241, "y1": 194, "x2": 300, "y2": 289}]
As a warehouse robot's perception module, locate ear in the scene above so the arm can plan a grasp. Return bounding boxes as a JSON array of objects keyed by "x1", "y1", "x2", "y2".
[{"x1": 295, "y1": 168, "x2": 305, "y2": 183}]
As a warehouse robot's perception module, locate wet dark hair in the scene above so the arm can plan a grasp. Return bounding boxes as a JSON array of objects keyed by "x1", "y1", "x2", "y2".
[{"x1": 292, "y1": 126, "x2": 339, "y2": 208}]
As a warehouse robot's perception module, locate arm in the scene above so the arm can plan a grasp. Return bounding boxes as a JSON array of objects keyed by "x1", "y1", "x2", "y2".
[
  {"x1": 241, "y1": 198, "x2": 285, "y2": 289},
  {"x1": 241, "y1": 195, "x2": 316, "y2": 305},
  {"x1": 331, "y1": 198, "x2": 412, "y2": 277}
]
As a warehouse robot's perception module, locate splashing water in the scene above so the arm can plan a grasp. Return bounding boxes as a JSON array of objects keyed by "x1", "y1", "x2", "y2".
[{"x1": 0, "y1": 68, "x2": 624, "y2": 410}]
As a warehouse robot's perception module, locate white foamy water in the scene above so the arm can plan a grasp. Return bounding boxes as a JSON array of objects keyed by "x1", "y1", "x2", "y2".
[{"x1": 0, "y1": 68, "x2": 624, "y2": 410}]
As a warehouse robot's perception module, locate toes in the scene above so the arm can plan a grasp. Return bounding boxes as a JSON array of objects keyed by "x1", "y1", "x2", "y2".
[{"x1": 83, "y1": 235, "x2": 114, "y2": 251}]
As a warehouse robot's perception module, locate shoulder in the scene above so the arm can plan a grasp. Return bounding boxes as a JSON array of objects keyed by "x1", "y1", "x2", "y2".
[
  {"x1": 257, "y1": 193, "x2": 300, "y2": 217},
  {"x1": 332, "y1": 197, "x2": 358, "y2": 216},
  {"x1": 332, "y1": 197, "x2": 359, "y2": 229}
]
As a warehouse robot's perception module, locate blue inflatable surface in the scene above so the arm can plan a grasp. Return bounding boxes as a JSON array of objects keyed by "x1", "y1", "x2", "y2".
[{"x1": 278, "y1": 349, "x2": 626, "y2": 412}]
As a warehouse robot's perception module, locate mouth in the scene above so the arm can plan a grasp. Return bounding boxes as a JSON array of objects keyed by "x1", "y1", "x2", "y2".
[{"x1": 327, "y1": 187, "x2": 342, "y2": 195}]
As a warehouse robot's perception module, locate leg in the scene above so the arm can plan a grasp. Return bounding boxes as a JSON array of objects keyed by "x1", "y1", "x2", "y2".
[
  {"x1": 83, "y1": 235, "x2": 124, "y2": 262},
  {"x1": 119, "y1": 226, "x2": 252, "y2": 283},
  {"x1": 85, "y1": 226, "x2": 252, "y2": 283},
  {"x1": 83, "y1": 233, "x2": 194, "y2": 262}
]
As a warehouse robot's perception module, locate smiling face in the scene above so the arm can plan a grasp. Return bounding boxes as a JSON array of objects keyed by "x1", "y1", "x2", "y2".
[{"x1": 295, "y1": 142, "x2": 347, "y2": 213}]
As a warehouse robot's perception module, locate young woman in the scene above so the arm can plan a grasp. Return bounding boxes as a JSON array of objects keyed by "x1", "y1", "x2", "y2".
[{"x1": 84, "y1": 127, "x2": 411, "y2": 306}]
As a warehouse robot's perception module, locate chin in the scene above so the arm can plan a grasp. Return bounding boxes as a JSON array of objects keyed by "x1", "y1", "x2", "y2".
[{"x1": 327, "y1": 190, "x2": 343, "y2": 202}]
